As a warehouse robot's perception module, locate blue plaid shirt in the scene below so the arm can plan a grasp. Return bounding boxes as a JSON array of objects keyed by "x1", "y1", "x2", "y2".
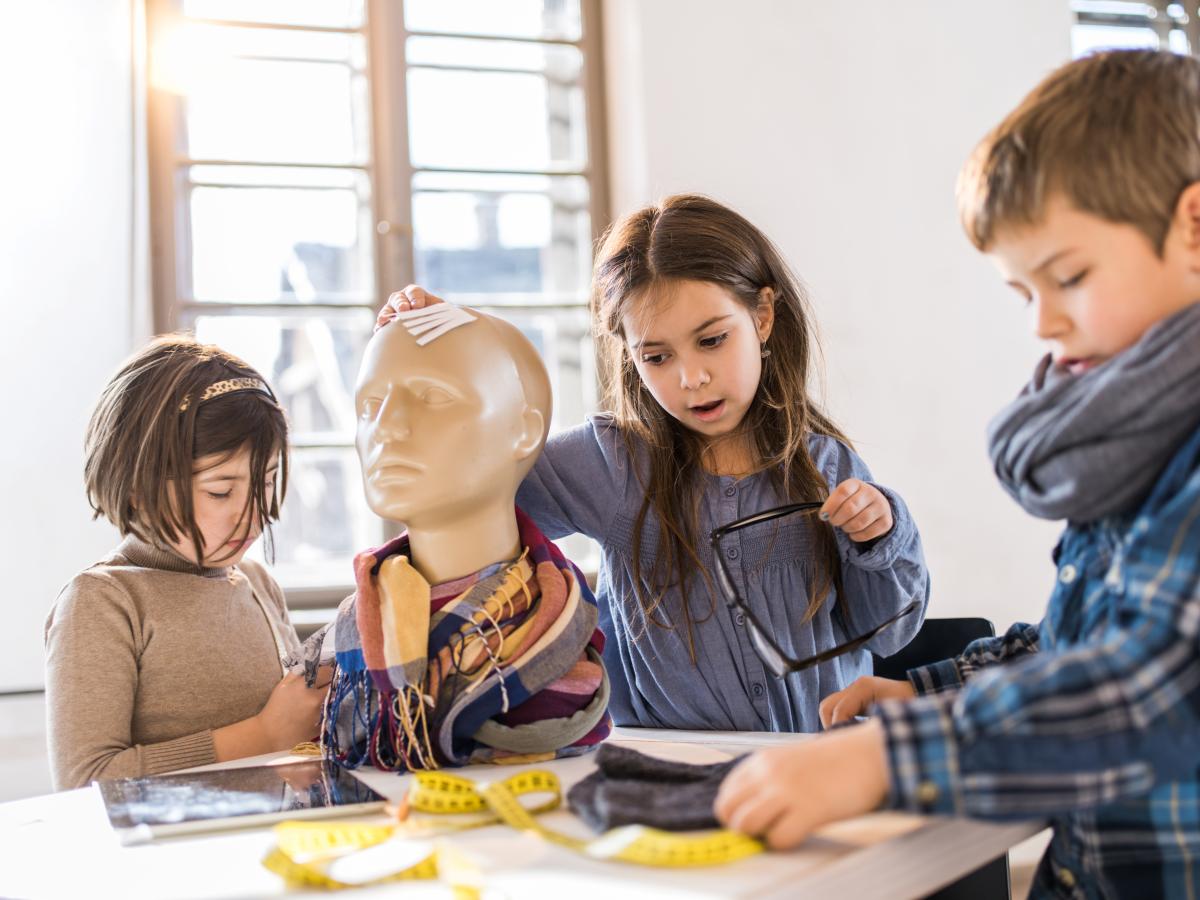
[{"x1": 877, "y1": 421, "x2": 1200, "y2": 900}]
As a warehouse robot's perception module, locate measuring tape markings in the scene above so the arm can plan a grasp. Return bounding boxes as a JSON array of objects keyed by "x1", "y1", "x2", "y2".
[{"x1": 263, "y1": 765, "x2": 764, "y2": 889}]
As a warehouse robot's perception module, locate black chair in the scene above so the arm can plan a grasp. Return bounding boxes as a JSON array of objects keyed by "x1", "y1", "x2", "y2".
[{"x1": 872, "y1": 617, "x2": 1010, "y2": 900}]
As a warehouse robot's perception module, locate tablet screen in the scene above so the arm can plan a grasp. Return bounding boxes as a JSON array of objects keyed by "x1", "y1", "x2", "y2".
[{"x1": 97, "y1": 759, "x2": 385, "y2": 835}]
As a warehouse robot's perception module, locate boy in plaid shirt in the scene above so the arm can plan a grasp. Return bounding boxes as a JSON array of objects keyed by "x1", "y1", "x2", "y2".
[{"x1": 716, "y1": 49, "x2": 1200, "y2": 899}]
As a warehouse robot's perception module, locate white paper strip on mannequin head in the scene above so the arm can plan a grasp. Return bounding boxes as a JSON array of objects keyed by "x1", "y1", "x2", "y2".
[{"x1": 393, "y1": 304, "x2": 478, "y2": 345}]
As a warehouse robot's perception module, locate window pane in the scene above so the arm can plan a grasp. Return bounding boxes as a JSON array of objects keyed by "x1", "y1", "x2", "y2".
[
  {"x1": 404, "y1": 0, "x2": 581, "y2": 42},
  {"x1": 407, "y1": 68, "x2": 587, "y2": 170},
  {"x1": 406, "y1": 36, "x2": 582, "y2": 76},
  {"x1": 475, "y1": 305, "x2": 596, "y2": 433},
  {"x1": 244, "y1": 447, "x2": 376, "y2": 590},
  {"x1": 187, "y1": 173, "x2": 374, "y2": 303},
  {"x1": 1070, "y1": 1, "x2": 1156, "y2": 16},
  {"x1": 1071, "y1": 23, "x2": 1159, "y2": 56},
  {"x1": 189, "y1": 310, "x2": 375, "y2": 441},
  {"x1": 165, "y1": 21, "x2": 364, "y2": 64},
  {"x1": 412, "y1": 172, "x2": 590, "y2": 297},
  {"x1": 183, "y1": 0, "x2": 364, "y2": 30},
  {"x1": 181, "y1": 46, "x2": 369, "y2": 165}
]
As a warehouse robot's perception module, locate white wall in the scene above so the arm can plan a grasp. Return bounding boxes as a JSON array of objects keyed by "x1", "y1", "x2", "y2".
[
  {"x1": 603, "y1": 0, "x2": 1073, "y2": 629},
  {"x1": 0, "y1": 2, "x2": 137, "y2": 690}
]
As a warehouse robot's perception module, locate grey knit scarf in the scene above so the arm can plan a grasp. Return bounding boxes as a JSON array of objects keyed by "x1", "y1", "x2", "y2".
[{"x1": 987, "y1": 301, "x2": 1200, "y2": 523}]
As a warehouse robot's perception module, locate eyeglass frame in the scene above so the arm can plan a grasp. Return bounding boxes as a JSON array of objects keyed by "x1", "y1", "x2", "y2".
[{"x1": 709, "y1": 501, "x2": 920, "y2": 678}]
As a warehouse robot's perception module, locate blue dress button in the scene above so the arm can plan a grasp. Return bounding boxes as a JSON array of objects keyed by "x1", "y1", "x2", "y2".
[
  {"x1": 727, "y1": 547, "x2": 739, "y2": 560},
  {"x1": 751, "y1": 683, "x2": 764, "y2": 697}
]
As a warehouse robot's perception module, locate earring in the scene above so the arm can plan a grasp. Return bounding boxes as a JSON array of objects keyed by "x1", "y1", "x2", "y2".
[{"x1": 760, "y1": 343, "x2": 771, "y2": 359}]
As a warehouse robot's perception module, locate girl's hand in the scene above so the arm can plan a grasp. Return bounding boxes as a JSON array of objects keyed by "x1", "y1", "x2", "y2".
[
  {"x1": 375, "y1": 284, "x2": 445, "y2": 331},
  {"x1": 255, "y1": 669, "x2": 332, "y2": 750},
  {"x1": 714, "y1": 720, "x2": 889, "y2": 850},
  {"x1": 820, "y1": 479, "x2": 893, "y2": 542},
  {"x1": 819, "y1": 675, "x2": 916, "y2": 728}
]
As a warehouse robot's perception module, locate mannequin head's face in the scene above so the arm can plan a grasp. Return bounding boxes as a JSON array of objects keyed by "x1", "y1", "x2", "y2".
[{"x1": 354, "y1": 311, "x2": 550, "y2": 527}]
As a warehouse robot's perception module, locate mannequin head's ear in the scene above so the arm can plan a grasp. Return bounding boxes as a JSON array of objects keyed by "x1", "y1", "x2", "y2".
[{"x1": 514, "y1": 405, "x2": 545, "y2": 461}]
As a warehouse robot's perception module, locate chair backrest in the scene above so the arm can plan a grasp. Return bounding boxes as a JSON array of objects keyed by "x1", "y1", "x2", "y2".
[{"x1": 872, "y1": 617, "x2": 995, "y2": 681}]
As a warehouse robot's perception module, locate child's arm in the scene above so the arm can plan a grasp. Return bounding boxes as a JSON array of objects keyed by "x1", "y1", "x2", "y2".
[
  {"x1": 908, "y1": 620, "x2": 1042, "y2": 694},
  {"x1": 45, "y1": 575, "x2": 327, "y2": 789},
  {"x1": 211, "y1": 671, "x2": 330, "y2": 761},
  {"x1": 515, "y1": 415, "x2": 625, "y2": 541},
  {"x1": 812, "y1": 438, "x2": 931, "y2": 657},
  {"x1": 821, "y1": 621, "x2": 1042, "y2": 725}
]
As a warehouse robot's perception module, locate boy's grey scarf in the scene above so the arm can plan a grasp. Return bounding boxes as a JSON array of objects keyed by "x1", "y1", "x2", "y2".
[{"x1": 987, "y1": 301, "x2": 1200, "y2": 523}]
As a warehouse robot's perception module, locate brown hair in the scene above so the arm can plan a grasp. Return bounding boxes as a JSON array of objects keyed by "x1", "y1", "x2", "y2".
[
  {"x1": 85, "y1": 335, "x2": 289, "y2": 566},
  {"x1": 958, "y1": 49, "x2": 1200, "y2": 253},
  {"x1": 592, "y1": 193, "x2": 850, "y2": 662}
]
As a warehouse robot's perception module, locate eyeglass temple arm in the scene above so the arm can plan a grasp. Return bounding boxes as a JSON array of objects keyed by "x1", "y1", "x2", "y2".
[
  {"x1": 784, "y1": 599, "x2": 922, "y2": 672},
  {"x1": 709, "y1": 502, "x2": 825, "y2": 541}
]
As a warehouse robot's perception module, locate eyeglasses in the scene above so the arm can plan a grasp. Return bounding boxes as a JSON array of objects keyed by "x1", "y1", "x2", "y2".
[{"x1": 710, "y1": 502, "x2": 920, "y2": 678}]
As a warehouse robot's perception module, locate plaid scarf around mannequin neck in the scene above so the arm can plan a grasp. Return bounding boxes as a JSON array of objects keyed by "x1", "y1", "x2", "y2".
[{"x1": 322, "y1": 508, "x2": 611, "y2": 771}]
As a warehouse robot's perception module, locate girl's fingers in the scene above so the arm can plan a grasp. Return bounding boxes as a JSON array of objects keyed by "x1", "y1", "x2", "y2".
[
  {"x1": 377, "y1": 286, "x2": 439, "y2": 332},
  {"x1": 842, "y1": 507, "x2": 881, "y2": 535},
  {"x1": 847, "y1": 509, "x2": 893, "y2": 542},
  {"x1": 819, "y1": 479, "x2": 861, "y2": 522},
  {"x1": 375, "y1": 309, "x2": 395, "y2": 332}
]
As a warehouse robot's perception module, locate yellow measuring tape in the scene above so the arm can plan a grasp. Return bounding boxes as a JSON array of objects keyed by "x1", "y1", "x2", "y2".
[{"x1": 262, "y1": 767, "x2": 763, "y2": 891}]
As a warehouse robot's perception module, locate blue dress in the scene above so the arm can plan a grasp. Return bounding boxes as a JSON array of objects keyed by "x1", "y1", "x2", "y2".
[{"x1": 517, "y1": 414, "x2": 931, "y2": 733}]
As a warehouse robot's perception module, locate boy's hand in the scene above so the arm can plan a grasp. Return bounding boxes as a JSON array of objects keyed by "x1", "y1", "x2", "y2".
[
  {"x1": 375, "y1": 284, "x2": 445, "y2": 331},
  {"x1": 819, "y1": 675, "x2": 916, "y2": 728},
  {"x1": 714, "y1": 719, "x2": 889, "y2": 850},
  {"x1": 820, "y1": 479, "x2": 893, "y2": 542}
]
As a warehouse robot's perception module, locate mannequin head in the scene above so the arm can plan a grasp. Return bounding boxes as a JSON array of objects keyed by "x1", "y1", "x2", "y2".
[{"x1": 354, "y1": 309, "x2": 551, "y2": 581}]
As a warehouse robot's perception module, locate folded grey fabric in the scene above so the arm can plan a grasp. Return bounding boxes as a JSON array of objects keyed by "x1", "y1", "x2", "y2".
[{"x1": 566, "y1": 743, "x2": 745, "y2": 832}]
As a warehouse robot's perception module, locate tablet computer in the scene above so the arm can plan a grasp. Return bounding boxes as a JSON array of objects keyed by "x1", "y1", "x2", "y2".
[{"x1": 96, "y1": 759, "x2": 387, "y2": 845}]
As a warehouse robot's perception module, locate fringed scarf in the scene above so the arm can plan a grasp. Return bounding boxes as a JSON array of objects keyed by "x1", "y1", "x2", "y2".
[{"x1": 322, "y1": 508, "x2": 611, "y2": 771}]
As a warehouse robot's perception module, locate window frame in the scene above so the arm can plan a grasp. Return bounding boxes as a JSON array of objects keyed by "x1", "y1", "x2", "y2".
[{"x1": 144, "y1": 0, "x2": 610, "y2": 607}]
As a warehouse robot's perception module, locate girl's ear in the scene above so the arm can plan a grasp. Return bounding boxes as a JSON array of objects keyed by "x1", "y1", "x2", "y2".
[{"x1": 755, "y1": 287, "x2": 776, "y2": 342}]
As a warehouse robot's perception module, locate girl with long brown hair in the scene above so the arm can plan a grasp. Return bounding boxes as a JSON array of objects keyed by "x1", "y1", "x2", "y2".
[{"x1": 383, "y1": 194, "x2": 929, "y2": 733}]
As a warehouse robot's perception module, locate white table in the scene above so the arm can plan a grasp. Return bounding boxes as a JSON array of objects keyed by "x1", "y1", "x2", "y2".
[{"x1": 0, "y1": 728, "x2": 1042, "y2": 899}]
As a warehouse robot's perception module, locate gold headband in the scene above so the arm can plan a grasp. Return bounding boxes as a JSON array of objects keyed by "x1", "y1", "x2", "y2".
[{"x1": 179, "y1": 377, "x2": 271, "y2": 412}]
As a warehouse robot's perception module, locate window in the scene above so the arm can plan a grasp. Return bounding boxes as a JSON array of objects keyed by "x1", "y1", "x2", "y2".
[
  {"x1": 146, "y1": 1, "x2": 607, "y2": 600},
  {"x1": 1072, "y1": 1, "x2": 1200, "y2": 56}
]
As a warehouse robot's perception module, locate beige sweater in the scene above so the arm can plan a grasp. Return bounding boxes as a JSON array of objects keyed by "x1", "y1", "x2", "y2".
[{"x1": 44, "y1": 536, "x2": 301, "y2": 790}]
